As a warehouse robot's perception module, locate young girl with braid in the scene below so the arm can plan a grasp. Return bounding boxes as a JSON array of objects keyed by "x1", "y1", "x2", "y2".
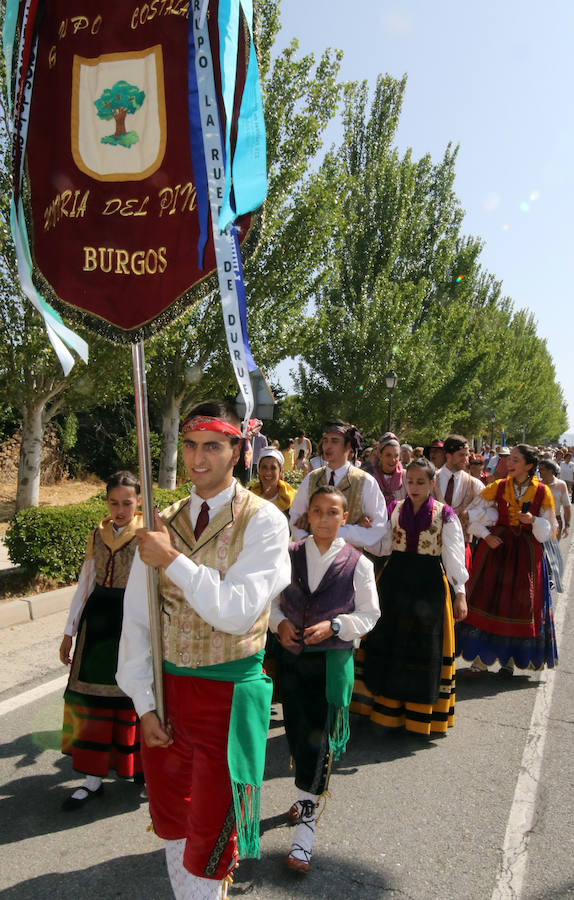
[{"x1": 59, "y1": 471, "x2": 143, "y2": 809}]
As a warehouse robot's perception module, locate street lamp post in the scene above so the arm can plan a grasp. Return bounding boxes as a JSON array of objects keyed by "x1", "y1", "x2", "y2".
[
  {"x1": 490, "y1": 414, "x2": 496, "y2": 448},
  {"x1": 385, "y1": 370, "x2": 398, "y2": 432}
]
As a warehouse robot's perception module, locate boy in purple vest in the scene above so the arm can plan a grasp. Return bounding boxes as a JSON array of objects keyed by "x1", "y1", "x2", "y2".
[{"x1": 269, "y1": 486, "x2": 379, "y2": 873}]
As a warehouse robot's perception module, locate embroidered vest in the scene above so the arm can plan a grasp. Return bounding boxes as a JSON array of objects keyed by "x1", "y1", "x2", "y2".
[
  {"x1": 280, "y1": 540, "x2": 359, "y2": 654},
  {"x1": 308, "y1": 465, "x2": 366, "y2": 525},
  {"x1": 92, "y1": 529, "x2": 138, "y2": 589},
  {"x1": 390, "y1": 500, "x2": 445, "y2": 556},
  {"x1": 159, "y1": 484, "x2": 269, "y2": 669}
]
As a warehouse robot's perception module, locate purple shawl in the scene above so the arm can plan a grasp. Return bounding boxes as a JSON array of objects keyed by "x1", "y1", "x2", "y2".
[
  {"x1": 389, "y1": 496, "x2": 457, "y2": 553},
  {"x1": 372, "y1": 458, "x2": 406, "y2": 505}
]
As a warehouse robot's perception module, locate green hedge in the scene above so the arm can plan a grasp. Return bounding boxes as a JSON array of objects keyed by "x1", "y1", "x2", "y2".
[{"x1": 5, "y1": 483, "x2": 193, "y2": 582}]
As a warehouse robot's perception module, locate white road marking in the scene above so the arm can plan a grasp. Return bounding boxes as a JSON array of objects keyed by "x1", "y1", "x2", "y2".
[
  {"x1": 0, "y1": 674, "x2": 68, "y2": 717},
  {"x1": 491, "y1": 537, "x2": 574, "y2": 900}
]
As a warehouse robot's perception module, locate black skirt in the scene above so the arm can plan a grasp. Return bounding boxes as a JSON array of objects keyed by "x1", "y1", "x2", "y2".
[
  {"x1": 363, "y1": 551, "x2": 446, "y2": 705},
  {"x1": 64, "y1": 585, "x2": 133, "y2": 709}
]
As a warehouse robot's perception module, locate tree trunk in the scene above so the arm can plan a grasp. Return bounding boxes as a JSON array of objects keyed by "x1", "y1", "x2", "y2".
[
  {"x1": 114, "y1": 109, "x2": 127, "y2": 139},
  {"x1": 157, "y1": 394, "x2": 182, "y2": 490},
  {"x1": 16, "y1": 403, "x2": 44, "y2": 511}
]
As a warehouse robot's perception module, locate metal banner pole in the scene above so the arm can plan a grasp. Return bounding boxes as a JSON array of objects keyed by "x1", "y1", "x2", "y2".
[{"x1": 132, "y1": 340, "x2": 165, "y2": 725}]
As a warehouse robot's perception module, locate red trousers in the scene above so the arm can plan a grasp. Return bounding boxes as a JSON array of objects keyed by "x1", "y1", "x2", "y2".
[{"x1": 142, "y1": 672, "x2": 237, "y2": 880}]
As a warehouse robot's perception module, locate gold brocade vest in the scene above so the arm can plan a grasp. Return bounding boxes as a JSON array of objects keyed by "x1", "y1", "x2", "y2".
[
  {"x1": 390, "y1": 500, "x2": 444, "y2": 556},
  {"x1": 89, "y1": 515, "x2": 142, "y2": 589},
  {"x1": 159, "y1": 484, "x2": 269, "y2": 669},
  {"x1": 308, "y1": 465, "x2": 366, "y2": 525}
]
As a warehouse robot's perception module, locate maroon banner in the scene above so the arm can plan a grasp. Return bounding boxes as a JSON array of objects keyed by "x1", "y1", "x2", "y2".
[{"x1": 24, "y1": 0, "x2": 252, "y2": 341}]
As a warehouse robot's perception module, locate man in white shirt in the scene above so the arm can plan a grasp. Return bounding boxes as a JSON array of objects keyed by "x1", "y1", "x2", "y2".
[
  {"x1": 117, "y1": 401, "x2": 290, "y2": 900},
  {"x1": 433, "y1": 435, "x2": 484, "y2": 570},
  {"x1": 289, "y1": 420, "x2": 388, "y2": 551},
  {"x1": 559, "y1": 451, "x2": 574, "y2": 501}
]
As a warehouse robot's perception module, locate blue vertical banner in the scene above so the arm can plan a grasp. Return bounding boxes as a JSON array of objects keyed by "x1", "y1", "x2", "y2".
[{"x1": 189, "y1": 1, "x2": 268, "y2": 430}]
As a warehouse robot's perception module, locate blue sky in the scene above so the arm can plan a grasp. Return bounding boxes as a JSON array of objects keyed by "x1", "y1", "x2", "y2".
[{"x1": 270, "y1": 1, "x2": 574, "y2": 436}]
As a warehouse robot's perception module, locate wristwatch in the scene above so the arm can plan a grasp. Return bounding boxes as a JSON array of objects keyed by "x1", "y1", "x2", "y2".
[{"x1": 330, "y1": 618, "x2": 341, "y2": 636}]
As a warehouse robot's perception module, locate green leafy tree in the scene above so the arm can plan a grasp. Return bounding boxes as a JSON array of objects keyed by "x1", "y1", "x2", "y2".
[
  {"x1": 94, "y1": 80, "x2": 145, "y2": 147},
  {"x1": 295, "y1": 74, "x2": 567, "y2": 444}
]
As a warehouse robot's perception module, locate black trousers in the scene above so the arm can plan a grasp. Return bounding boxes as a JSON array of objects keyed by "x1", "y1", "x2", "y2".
[{"x1": 278, "y1": 648, "x2": 331, "y2": 796}]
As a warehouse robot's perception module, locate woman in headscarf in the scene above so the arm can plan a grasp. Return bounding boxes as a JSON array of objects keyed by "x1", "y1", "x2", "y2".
[
  {"x1": 371, "y1": 432, "x2": 407, "y2": 508},
  {"x1": 249, "y1": 447, "x2": 297, "y2": 514}
]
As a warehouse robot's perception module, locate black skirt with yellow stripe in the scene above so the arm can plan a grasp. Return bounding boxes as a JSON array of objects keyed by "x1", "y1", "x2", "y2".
[{"x1": 351, "y1": 552, "x2": 455, "y2": 735}]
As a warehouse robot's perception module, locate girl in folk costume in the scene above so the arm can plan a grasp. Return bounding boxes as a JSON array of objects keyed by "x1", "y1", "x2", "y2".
[
  {"x1": 457, "y1": 445, "x2": 558, "y2": 677},
  {"x1": 249, "y1": 447, "x2": 297, "y2": 694},
  {"x1": 59, "y1": 471, "x2": 143, "y2": 809},
  {"x1": 356, "y1": 458, "x2": 469, "y2": 735},
  {"x1": 371, "y1": 432, "x2": 407, "y2": 507},
  {"x1": 249, "y1": 448, "x2": 297, "y2": 514},
  {"x1": 349, "y1": 431, "x2": 407, "y2": 716},
  {"x1": 270, "y1": 486, "x2": 379, "y2": 872}
]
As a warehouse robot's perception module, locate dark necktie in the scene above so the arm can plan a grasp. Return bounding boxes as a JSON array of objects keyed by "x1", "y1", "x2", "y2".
[
  {"x1": 194, "y1": 501, "x2": 209, "y2": 540},
  {"x1": 329, "y1": 470, "x2": 335, "y2": 486},
  {"x1": 444, "y1": 474, "x2": 455, "y2": 506}
]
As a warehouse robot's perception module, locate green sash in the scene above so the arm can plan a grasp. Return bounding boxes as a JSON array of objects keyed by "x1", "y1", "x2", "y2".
[
  {"x1": 163, "y1": 651, "x2": 272, "y2": 859},
  {"x1": 306, "y1": 647, "x2": 354, "y2": 760}
]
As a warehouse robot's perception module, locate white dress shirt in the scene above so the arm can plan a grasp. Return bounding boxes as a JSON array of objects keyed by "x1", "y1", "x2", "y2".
[
  {"x1": 558, "y1": 461, "x2": 574, "y2": 485},
  {"x1": 64, "y1": 558, "x2": 96, "y2": 636},
  {"x1": 436, "y1": 467, "x2": 483, "y2": 508},
  {"x1": 268, "y1": 536, "x2": 380, "y2": 642},
  {"x1": 116, "y1": 481, "x2": 291, "y2": 717},
  {"x1": 289, "y1": 462, "x2": 389, "y2": 552}
]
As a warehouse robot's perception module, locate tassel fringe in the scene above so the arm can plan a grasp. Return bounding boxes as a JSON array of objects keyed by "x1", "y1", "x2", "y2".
[
  {"x1": 231, "y1": 782, "x2": 261, "y2": 859},
  {"x1": 327, "y1": 704, "x2": 350, "y2": 761}
]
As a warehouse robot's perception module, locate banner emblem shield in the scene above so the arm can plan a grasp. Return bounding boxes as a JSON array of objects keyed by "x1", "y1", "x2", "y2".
[
  {"x1": 18, "y1": 1, "x2": 254, "y2": 342},
  {"x1": 71, "y1": 46, "x2": 167, "y2": 182}
]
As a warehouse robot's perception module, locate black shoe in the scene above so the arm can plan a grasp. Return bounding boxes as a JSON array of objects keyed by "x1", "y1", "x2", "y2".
[
  {"x1": 61, "y1": 784, "x2": 104, "y2": 811},
  {"x1": 498, "y1": 665, "x2": 514, "y2": 679},
  {"x1": 133, "y1": 772, "x2": 145, "y2": 785}
]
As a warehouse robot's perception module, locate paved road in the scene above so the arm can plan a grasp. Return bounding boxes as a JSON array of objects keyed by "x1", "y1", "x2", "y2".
[{"x1": 1, "y1": 539, "x2": 573, "y2": 899}]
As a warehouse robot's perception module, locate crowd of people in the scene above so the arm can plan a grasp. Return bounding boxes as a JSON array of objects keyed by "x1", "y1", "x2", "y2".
[{"x1": 58, "y1": 402, "x2": 570, "y2": 897}]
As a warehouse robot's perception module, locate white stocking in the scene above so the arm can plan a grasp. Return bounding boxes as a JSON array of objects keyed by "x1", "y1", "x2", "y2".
[
  {"x1": 71, "y1": 774, "x2": 102, "y2": 801},
  {"x1": 165, "y1": 839, "x2": 223, "y2": 900},
  {"x1": 288, "y1": 792, "x2": 318, "y2": 863}
]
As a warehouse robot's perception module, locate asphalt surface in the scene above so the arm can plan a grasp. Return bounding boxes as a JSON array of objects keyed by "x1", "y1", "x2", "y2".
[{"x1": 1, "y1": 538, "x2": 573, "y2": 899}]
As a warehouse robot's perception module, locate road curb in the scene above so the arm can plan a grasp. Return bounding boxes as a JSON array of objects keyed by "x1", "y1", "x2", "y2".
[{"x1": 0, "y1": 585, "x2": 75, "y2": 629}]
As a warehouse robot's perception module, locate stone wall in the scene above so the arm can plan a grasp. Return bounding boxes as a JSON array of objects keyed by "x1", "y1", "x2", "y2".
[{"x1": 0, "y1": 426, "x2": 68, "y2": 484}]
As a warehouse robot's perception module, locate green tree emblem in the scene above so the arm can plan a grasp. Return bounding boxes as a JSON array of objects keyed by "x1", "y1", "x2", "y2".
[{"x1": 94, "y1": 80, "x2": 145, "y2": 148}]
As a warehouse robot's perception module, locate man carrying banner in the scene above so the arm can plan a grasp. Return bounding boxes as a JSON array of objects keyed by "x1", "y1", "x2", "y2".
[{"x1": 117, "y1": 400, "x2": 290, "y2": 900}]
